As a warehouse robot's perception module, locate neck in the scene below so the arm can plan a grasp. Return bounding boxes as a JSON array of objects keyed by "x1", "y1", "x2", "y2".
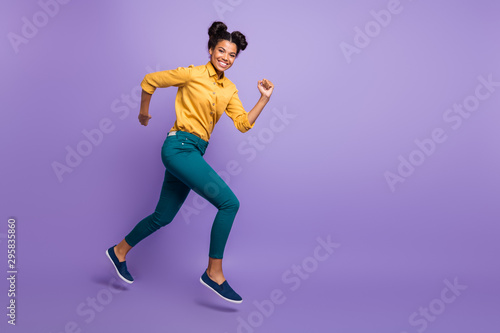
[
  {"x1": 215, "y1": 68, "x2": 223, "y2": 79},
  {"x1": 211, "y1": 61, "x2": 224, "y2": 79}
]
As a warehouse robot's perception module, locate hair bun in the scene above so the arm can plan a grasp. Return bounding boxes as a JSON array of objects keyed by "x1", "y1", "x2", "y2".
[
  {"x1": 231, "y1": 31, "x2": 248, "y2": 51},
  {"x1": 207, "y1": 21, "x2": 248, "y2": 56},
  {"x1": 208, "y1": 21, "x2": 228, "y2": 38}
]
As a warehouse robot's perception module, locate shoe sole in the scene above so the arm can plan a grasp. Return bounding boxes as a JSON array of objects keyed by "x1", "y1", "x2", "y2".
[
  {"x1": 105, "y1": 250, "x2": 134, "y2": 284},
  {"x1": 199, "y1": 277, "x2": 243, "y2": 304}
]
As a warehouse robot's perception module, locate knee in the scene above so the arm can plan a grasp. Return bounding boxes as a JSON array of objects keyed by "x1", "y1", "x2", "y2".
[
  {"x1": 223, "y1": 195, "x2": 240, "y2": 212},
  {"x1": 150, "y1": 211, "x2": 172, "y2": 229},
  {"x1": 232, "y1": 196, "x2": 240, "y2": 211}
]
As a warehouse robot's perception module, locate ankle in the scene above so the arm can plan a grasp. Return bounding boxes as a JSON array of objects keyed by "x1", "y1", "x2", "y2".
[
  {"x1": 207, "y1": 267, "x2": 221, "y2": 276},
  {"x1": 114, "y1": 246, "x2": 127, "y2": 262},
  {"x1": 207, "y1": 269, "x2": 225, "y2": 283}
]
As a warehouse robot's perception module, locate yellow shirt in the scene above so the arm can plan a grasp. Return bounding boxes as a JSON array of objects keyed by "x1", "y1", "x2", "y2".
[{"x1": 141, "y1": 61, "x2": 254, "y2": 141}]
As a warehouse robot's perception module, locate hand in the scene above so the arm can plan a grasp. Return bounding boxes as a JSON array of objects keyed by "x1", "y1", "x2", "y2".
[
  {"x1": 138, "y1": 113, "x2": 152, "y2": 126},
  {"x1": 257, "y1": 79, "x2": 274, "y2": 99}
]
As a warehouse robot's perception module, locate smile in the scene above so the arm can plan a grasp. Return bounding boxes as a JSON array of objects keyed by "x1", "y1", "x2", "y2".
[{"x1": 218, "y1": 60, "x2": 229, "y2": 68}]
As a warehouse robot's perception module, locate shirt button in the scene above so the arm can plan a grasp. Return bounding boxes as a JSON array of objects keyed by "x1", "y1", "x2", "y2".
[
  {"x1": 213, "y1": 92, "x2": 215, "y2": 95},
  {"x1": 210, "y1": 121, "x2": 212, "y2": 124},
  {"x1": 210, "y1": 112, "x2": 214, "y2": 115},
  {"x1": 213, "y1": 82, "x2": 216, "y2": 85},
  {"x1": 212, "y1": 103, "x2": 215, "y2": 106}
]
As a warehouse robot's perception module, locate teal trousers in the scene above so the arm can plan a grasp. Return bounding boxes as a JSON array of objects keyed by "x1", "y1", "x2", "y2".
[{"x1": 124, "y1": 131, "x2": 240, "y2": 259}]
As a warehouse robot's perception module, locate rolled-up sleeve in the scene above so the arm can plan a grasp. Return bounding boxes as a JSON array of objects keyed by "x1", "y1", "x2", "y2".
[
  {"x1": 225, "y1": 90, "x2": 254, "y2": 133},
  {"x1": 140, "y1": 65, "x2": 193, "y2": 94}
]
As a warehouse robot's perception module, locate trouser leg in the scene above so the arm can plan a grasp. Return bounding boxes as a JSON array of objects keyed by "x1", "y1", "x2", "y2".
[
  {"x1": 163, "y1": 146, "x2": 239, "y2": 259},
  {"x1": 124, "y1": 168, "x2": 190, "y2": 247}
]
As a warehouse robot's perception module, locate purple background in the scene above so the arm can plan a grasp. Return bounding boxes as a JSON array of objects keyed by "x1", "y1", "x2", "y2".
[{"x1": 1, "y1": 0, "x2": 499, "y2": 332}]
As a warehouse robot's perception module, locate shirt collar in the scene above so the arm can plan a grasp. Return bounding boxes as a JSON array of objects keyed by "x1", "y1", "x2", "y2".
[{"x1": 206, "y1": 61, "x2": 226, "y2": 86}]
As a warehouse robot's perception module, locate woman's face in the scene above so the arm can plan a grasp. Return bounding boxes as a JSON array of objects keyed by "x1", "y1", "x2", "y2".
[{"x1": 209, "y1": 40, "x2": 238, "y2": 76}]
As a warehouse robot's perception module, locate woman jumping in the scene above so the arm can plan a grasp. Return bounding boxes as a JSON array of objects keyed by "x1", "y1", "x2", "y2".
[{"x1": 106, "y1": 21, "x2": 274, "y2": 304}]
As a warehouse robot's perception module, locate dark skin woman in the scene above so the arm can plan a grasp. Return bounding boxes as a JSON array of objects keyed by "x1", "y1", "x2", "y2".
[{"x1": 107, "y1": 21, "x2": 274, "y2": 303}]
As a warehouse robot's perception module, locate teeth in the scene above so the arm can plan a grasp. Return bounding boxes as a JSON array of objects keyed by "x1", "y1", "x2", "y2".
[{"x1": 218, "y1": 61, "x2": 228, "y2": 67}]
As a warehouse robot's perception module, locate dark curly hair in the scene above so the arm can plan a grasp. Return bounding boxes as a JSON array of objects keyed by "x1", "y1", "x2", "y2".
[{"x1": 208, "y1": 21, "x2": 248, "y2": 56}]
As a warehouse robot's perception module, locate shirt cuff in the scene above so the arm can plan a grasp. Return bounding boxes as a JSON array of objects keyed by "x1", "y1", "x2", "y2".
[
  {"x1": 140, "y1": 76, "x2": 156, "y2": 95},
  {"x1": 237, "y1": 113, "x2": 255, "y2": 133}
]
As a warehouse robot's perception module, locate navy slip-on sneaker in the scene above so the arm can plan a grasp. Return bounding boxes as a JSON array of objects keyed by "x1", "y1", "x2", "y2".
[
  {"x1": 106, "y1": 246, "x2": 134, "y2": 284},
  {"x1": 200, "y1": 270, "x2": 242, "y2": 304}
]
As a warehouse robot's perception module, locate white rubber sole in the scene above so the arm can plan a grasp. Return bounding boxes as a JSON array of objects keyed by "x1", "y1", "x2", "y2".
[
  {"x1": 199, "y1": 277, "x2": 243, "y2": 304},
  {"x1": 106, "y1": 249, "x2": 134, "y2": 284}
]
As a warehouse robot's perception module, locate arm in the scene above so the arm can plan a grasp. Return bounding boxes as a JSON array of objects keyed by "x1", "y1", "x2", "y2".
[
  {"x1": 247, "y1": 79, "x2": 274, "y2": 125},
  {"x1": 137, "y1": 66, "x2": 192, "y2": 126},
  {"x1": 138, "y1": 89, "x2": 152, "y2": 126}
]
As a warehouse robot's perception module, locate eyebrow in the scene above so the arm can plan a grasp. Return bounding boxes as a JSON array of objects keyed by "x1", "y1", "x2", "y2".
[{"x1": 218, "y1": 46, "x2": 236, "y2": 55}]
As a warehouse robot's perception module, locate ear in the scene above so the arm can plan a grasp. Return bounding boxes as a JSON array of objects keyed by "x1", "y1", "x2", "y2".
[{"x1": 209, "y1": 48, "x2": 213, "y2": 56}]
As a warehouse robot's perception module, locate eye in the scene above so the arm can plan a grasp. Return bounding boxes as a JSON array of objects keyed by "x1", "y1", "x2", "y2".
[{"x1": 230, "y1": 54, "x2": 236, "y2": 58}]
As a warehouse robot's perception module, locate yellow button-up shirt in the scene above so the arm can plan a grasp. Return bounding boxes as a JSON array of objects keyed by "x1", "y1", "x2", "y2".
[{"x1": 141, "y1": 61, "x2": 254, "y2": 141}]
